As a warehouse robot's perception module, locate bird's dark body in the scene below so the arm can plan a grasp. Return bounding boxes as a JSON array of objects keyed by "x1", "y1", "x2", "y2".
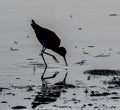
[
  {"x1": 31, "y1": 21, "x2": 61, "y2": 49},
  {"x1": 31, "y1": 19, "x2": 68, "y2": 66}
]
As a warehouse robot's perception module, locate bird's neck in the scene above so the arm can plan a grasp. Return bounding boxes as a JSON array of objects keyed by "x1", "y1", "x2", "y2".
[{"x1": 52, "y1": 47, "x2": 61, "y2": 55}]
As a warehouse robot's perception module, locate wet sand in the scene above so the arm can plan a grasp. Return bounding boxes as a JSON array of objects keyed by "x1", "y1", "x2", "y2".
[
  {"x1": 1, "y1": 45, "x2": 120, "y2": 110},
  {"x1": 0, "y1": 0, "x2": 120, "y2": 110}
]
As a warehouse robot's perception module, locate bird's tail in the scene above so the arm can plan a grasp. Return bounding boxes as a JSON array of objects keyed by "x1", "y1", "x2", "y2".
[{"x1": 31, "y1": 19, "x2": 36, "y2": 24}]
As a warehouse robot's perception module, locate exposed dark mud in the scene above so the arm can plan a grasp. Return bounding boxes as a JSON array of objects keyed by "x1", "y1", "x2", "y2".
[
  {"x1": 11, "y1": 106, "x2": 27, "y2": 109},
  {"x1": 84, "y1": 69, "x2": 120, "y2": 76},
  {"x1": 104, "y1": 77, "x2": 120, "y2": 86}
]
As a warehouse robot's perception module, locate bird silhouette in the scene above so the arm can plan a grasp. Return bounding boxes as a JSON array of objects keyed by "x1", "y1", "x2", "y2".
[{"x1": 31, "y1": 19, "x2": 67, "y2": 67}]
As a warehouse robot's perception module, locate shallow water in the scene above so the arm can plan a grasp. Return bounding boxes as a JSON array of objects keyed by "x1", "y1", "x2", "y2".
[
  {"x1": 1, "y1": 0, "x2": 120, "y2": 110},
  {"x1": 1, "y1": 42, "x2": 120, "y2": 110}
]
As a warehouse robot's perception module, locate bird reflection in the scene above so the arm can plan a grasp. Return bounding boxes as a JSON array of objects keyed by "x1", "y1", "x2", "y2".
[{"x1": 31, "y1": 67, "x2": 75, "y2": 109}]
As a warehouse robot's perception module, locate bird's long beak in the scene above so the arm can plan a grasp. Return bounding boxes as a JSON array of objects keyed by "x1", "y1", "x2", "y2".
[{"x1": 63, "y1": 56, "x2": 68, "y2": 66}]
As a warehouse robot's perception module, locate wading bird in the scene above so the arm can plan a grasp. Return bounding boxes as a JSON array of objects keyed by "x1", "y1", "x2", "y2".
[{"x1": 31, "y1": 19, "x2": 68, "y2": 67}]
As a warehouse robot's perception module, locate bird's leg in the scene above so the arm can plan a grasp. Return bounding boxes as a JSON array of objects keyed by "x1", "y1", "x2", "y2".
[
  {"x1": 41, "y1": 66, "x2": 47, "y2": 80},
  {"x1": 42, "y1": 51, "x2": 59, "y2": 63},
  {"x1": 40, "y1": 47, "x2": 46, "y2": 55},
  {"x1": 63, "y1": 72, "x2": 68, "y2": 83},
  {"x1": 41, "y1": 48, "x2": 47, "y2": 67}
]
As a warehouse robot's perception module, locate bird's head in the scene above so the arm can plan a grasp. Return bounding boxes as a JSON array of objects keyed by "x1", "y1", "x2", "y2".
[{"x1": 58, "y1": 47, "x2": 68, "y2": 66}]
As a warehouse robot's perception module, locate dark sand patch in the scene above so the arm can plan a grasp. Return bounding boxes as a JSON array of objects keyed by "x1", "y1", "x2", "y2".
[
  {"x1": 53, "y1": 105, "x2": 72, "y2": 109},
  {"x1": 110, "y1": 97, "x2": 120, "y2": 100},
  {"x1": 84, "y1": 69, "x2": 120, "y2": 76},
  {"x1": 104, "y1": 77, "x2": 120, "y2": 86},
  {"x1": 90, "y1": 91, "x2": 110, "y2": 97},
  {"x1": 104, "y1": 77, "x2": 120, "y2": 90},
  {"x1": 4, "y1": 92, "x2": 15, "y2": 96},
  {"x1": 109, "y1": 14, "x2": 119, "y2": 16},
  {"x1": 88, "y1": 46, "x2": 95, "y2": 48},
  {"x1": 26, "y1": 58, "x2": 34, "y2": 61},
  {"x1": 11, "y1": 106, "x2": 27, "y2": 109},
  {"x1": 76, "y1": 60, "x2": 87, "y2": 65},
  {"x1": 1, "y1": 101, "x2": 8, "y2": 103}
]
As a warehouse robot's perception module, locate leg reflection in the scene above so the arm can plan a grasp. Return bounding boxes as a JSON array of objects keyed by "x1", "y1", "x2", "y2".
[
  {"x1": 41, "y1": 66, "x2": 59, "y2": 80},
  {"x1": 31, "y1": 68, "x2": 75, "y2": 109}
]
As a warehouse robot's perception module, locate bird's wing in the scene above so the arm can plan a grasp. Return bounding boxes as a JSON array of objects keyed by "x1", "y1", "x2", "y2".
[
  {"x1": 31, "y1": 21, "x2": 61, "y2": 48},
  {"x1": 45, "y1": 29, "x2": 61, "y2": 47}
]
